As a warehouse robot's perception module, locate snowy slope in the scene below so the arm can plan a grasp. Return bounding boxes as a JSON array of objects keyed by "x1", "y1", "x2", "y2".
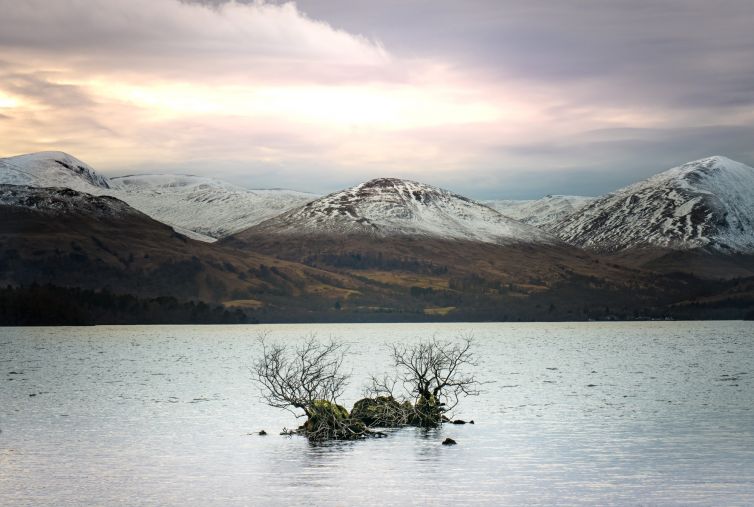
[
  {"x1": 0, "y1": 152, "x2": 317, "y2": 241},
  {"x1": 484, "y1": 195, "x2": 593, "y2": 230},
  {"x1": 245, "y1": 177, "x2": 557, "y2": 245},
  {"x1": 0, "y1": 151, "x2": 111, "y2": 191},
  {"x1": 556, "y1": 156, "x2": 754, "y2": 253},
  {"x1": 110, "y1": 174, "x2": 318, "y2": 239}
]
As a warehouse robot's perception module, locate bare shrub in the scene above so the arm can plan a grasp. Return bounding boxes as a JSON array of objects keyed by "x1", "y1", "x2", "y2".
[
  {"x1": 252, "y1": 335, "x2": 377, "y2": 440},
  {"x1": 369, "y1": 335, "x2": 482, "y2": 426}
]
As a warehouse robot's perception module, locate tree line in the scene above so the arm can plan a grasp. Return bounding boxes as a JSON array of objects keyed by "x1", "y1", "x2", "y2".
[{"x1": 0, "y1": 284, "x2": 249, "y2": 325}]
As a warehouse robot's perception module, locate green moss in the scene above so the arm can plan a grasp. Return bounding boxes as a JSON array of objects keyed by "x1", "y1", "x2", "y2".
[
  {"x1": 310, "y1": 399, "x2": 349, "y2": 419},
  {"x1": 302, "y1": 399, "x2": 372, "y2": 440},
  {"x1": 305, "y1": 399, "x2": 350, "y2": 433}
]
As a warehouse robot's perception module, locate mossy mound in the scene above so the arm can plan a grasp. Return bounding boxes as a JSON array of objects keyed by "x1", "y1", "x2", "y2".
[
  {"x1": 350, "y1": 396, "x2": 410, "y2": 427},
  {"x1": 311, "y1": 399, "x2": 349, "y2": 418},
  {"x1": 302, "y1": 399, "x2": 371, "y2": 440},
  {"x1": 305, "y1": 399, "x2": 349, "y2": 431},
  {"x1": 295, "y1": 396, "x2": 449, "y2": 440},
  {"x1": 350, "y1": 396, "x2": 445, "y2": 428}
]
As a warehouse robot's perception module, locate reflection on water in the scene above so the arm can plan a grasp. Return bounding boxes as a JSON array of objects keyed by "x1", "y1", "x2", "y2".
[{"x1": 1, "y1": 321, "x2": 753, "y2": 505}]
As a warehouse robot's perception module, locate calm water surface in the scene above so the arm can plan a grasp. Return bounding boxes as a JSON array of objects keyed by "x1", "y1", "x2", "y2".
[{"x1": 1, "y1": 321, "x2": 753, "y2": 505}]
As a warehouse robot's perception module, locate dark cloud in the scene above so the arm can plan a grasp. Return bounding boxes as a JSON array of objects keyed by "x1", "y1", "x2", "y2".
[
  {"x1": 0, "y1": 71, "x2": 95, "y2": 109},
  {"x1": 65, "y1": 1, "x2": 754, "y2": 110},
  {"x1": 276, "y1": 0, "x2": 754, "y2": 110}
]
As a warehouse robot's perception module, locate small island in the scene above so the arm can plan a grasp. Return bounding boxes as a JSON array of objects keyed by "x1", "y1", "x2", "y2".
[{"x1": 252, "y1": 336, "x2": 482, "y2": 441}]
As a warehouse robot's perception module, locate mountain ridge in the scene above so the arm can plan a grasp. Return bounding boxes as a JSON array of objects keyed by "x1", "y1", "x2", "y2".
[
  {"x1": 2, "y1": 151, "x2": 753, "y2": 322},
  {"x1": 0, "y1": 151, "x2": 317, "y2": 240},
  {"x1": 484, "y1": 195, "x2": 594, "y2": 230},
  {"x1": 4, "y1": 150, "x2": 754, "y2": 257}
]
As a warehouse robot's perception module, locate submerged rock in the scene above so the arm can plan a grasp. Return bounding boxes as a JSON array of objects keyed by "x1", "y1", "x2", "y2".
[{"x1": 442, "y1": 438, "x2": 457, "y2": 445}]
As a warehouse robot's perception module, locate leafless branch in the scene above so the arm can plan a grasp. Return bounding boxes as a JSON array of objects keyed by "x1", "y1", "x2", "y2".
[
  {"x1": 373, "y1": 333, "x2": 483, "y2": 425},
  {"x1": 251, "y1": 333, "x2": 350, "y2": 419}
]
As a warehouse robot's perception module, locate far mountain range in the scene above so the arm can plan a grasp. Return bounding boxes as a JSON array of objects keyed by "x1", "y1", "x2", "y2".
[{"x1": 2, "y1": 151, "x2": 753, "y2": 323}]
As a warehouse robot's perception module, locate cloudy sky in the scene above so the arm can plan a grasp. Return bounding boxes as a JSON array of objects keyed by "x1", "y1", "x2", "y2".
[{"x1": 1, "y1": 0, "x2": 754, "y2": 198}]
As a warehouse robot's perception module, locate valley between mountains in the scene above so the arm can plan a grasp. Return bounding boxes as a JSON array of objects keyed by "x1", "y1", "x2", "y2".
[{"x1": 2, "y1": 151, "x2": 753, "y2": 324}]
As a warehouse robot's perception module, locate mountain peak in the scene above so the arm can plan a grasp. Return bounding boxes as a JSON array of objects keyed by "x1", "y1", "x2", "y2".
[
  {"x1": 556, "y1": 157, "x2": 754, "y2": 253},
  {"x1": 359, "y1": 177, "x2": 408, "y2": 188},
  {"x1": 357, "y1": 177, "x2": 446, "y2": 194},
  {"x1": 239, "y1": 177, "x2": 556, "y2": 245},
  {"x1": 692, "y1": 155, "x2": 737, "y2": 165},
  {"x1": 656, "y1": 155, "x2": 750, "y2": 183}
]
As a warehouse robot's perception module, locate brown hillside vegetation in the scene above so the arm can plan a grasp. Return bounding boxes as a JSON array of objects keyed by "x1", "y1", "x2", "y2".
[
  {"x1": 225, "y1": 231, "x2": 754, "y2": 321},
  {"x1": 0, "y1": 186, "x2": 388, "y2": 317}
]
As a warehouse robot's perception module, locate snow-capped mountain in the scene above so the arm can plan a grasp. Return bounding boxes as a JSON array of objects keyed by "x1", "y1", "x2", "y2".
[
  {"x1": 0, "y1": 151, "x2": 111, "y2": 191},
  {"x1": 110, "y1": 174, "x2": 317, "y2": 239},
  {"x1": 242, "y1": 177, "x2": 557, "y2": 245},
  {"x1": 556, "y1": 156, "x2": 754, "y2": 253},
  {"x1": 484, "y1": 195, "x2": 594, "y2": 230},
  {"x1": 7, "y1": 151, "x2": 752, "y2": 256},
  {"x1": 0, "y1": 151, "x2": 317, "y2": 241}
]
